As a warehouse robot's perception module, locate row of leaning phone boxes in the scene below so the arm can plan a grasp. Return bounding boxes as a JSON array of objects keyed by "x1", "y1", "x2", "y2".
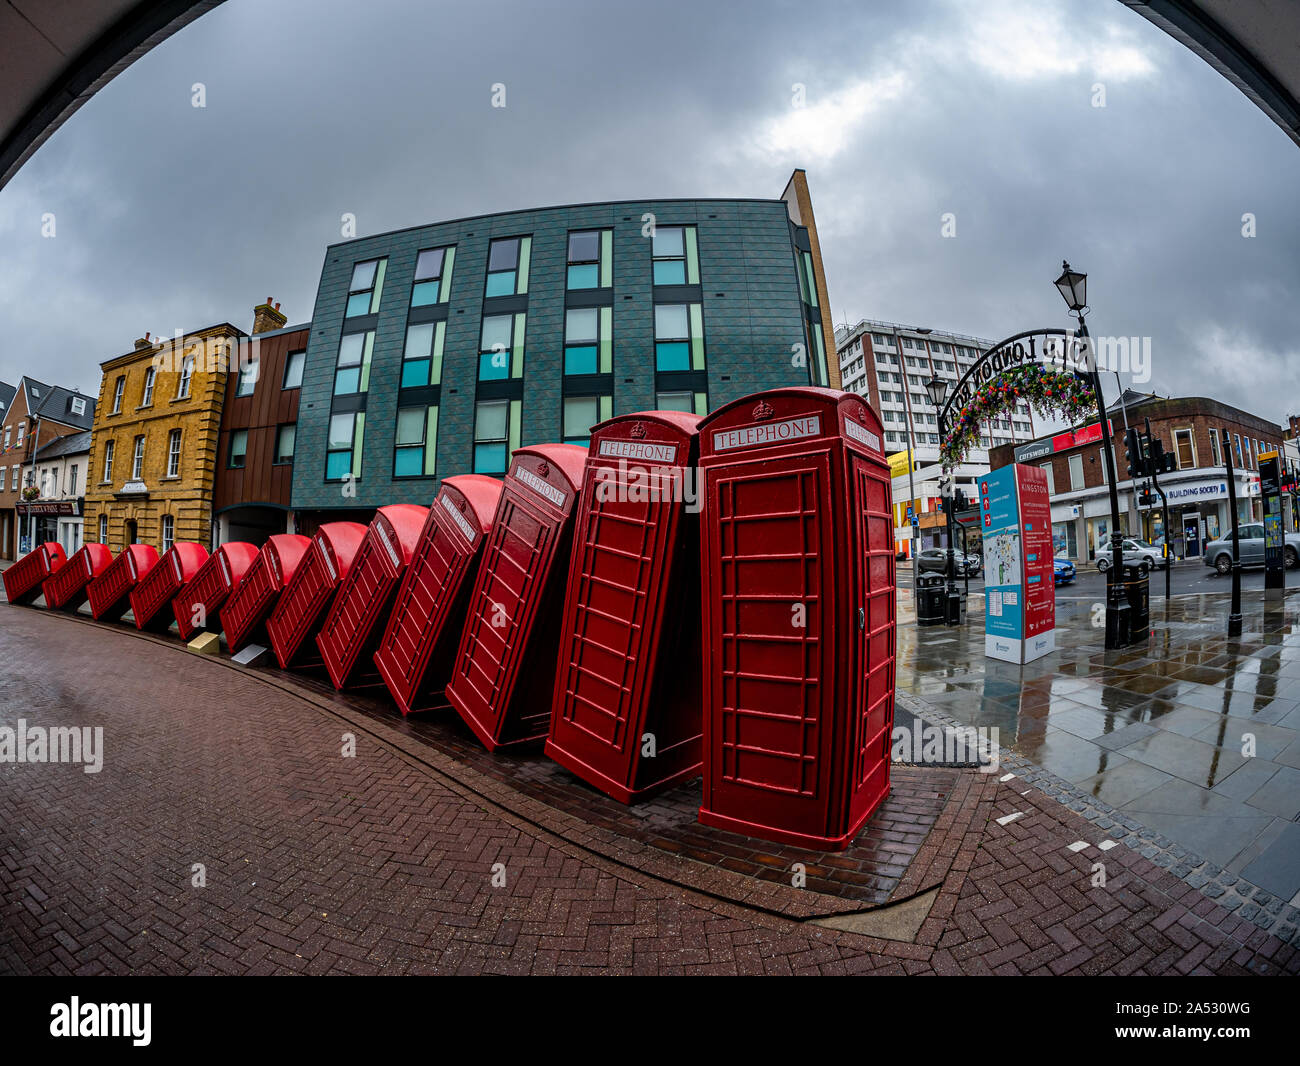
[{"x1": 3, "y1": 387, "x2": 899, "y2": 851}]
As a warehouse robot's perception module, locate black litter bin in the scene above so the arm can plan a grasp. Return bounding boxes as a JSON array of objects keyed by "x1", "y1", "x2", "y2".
[
  {"x1": 1123, "y1": 563, "x2": 1150, "y2": 643},
  {"x1": 917, "y1": 573, "x2": 945, "y2": 627}
]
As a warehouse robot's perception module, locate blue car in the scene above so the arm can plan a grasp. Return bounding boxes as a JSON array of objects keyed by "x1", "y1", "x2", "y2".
[{"x1": 1053, "y1": 557, "x2": 1076, "y2": 585}]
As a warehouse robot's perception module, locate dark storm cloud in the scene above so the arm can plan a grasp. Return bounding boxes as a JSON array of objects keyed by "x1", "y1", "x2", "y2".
[{"x1": 0, "y1": 0, "x2": 1296, "y2": 425}]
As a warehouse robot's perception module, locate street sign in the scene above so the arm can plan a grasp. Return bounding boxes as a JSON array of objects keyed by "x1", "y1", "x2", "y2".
[{"x1": 1260, "y1": 452, "x2": 1284, "y2": 594}]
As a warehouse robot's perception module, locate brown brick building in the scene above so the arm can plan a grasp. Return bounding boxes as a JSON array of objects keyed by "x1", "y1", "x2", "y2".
[
  {"x1": 0, "y1": 377, "x2": 97, "y2": 560},
  {"x1": 990, "y1": 391, "x2": 1284, "y2": 562},
  {"x1": 84, "y1": 325, "x2": 242, "y2": 554},
  {"x1": 212, "y1": 300, "x2": 309, "y2": 545}
]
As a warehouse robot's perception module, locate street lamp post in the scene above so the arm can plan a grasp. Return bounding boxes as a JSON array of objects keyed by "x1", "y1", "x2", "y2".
[
  {"x1": 1054, "y1": 261, "x2": 1131, "y2": 649},
  {"x1": 926, "y1": 374, "x2": 960, "y2": 625}
]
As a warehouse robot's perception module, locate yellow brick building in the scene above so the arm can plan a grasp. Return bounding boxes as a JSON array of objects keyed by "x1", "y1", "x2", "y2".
[{"x1": 84, "y1": 324, "x2": 244, "y2": 553}]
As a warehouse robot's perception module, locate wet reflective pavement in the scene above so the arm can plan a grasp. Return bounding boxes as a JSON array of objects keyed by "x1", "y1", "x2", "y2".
[{"x1": 899, "y1": 588, "x2": 1300, "y2": 905}]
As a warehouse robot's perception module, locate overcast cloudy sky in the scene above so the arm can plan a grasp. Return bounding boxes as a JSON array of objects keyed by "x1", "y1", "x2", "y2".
[{"x1": 1, "y1": 0, "x2": 1297, "y2": 424}]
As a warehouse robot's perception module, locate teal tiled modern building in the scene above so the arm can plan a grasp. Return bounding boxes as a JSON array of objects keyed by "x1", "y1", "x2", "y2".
[{"x1": 290, "y1": 170, "x2": 839, "y2": 528}]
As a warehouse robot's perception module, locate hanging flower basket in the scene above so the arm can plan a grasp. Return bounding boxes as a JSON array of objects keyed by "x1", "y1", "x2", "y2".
[
  {"x1": 20, "y1": 486, "x2": 39, "y2": 501},
  {"x1": 941, "y1": 362, "x2": 1094, "y2": 467}
]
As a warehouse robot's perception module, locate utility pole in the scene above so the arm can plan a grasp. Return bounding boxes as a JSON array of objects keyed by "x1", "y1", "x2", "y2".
[{"x1": 1224, "y1": 426, "x2": 1243, "y2": 637}]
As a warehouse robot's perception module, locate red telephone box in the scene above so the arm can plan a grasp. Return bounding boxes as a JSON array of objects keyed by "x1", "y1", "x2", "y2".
[
  {"x1": 546, "y1": 412, "x2": 704, "y2": 802},
  {"x1": 315, "y1": 505, "x2": 429, "y2": 690},
  {"x1": 446, "y1": 443, "x2": 587, "y2": 751},
  {"x1": 266, "y1": 522, "x2": 367, "y2": 669},
  {"x1": 172, "y1": 542, "x2": 260, "y2": 641},
  {"x1": 696, "y1": 388, "x2": 896, "y2": 851},
  {"x1": 43, "y1": 543, "x2": 113, "y2": 611},
  {"x1": 2, "y1": 542, "x2": 67, "y2": 606},
  {"x1": 87, "y1": 544, "x2": 159, "y2": 623},
  {"x1": 373, "y1": 476, "x2": 502, "y2": 716},
  {"x1": 129, "y1": 542, "x2": 209, "y2": 632},
  {"x1": 219, "y1": 534, "x2": 311, "y2": 653}
]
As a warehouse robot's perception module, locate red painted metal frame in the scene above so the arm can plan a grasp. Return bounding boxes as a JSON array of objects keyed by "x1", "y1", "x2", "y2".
[
  {"x1": 42, "y1": 543, "x2": 113, "y2": 611},
  {"x1": 2, "y1": 542, "x2": 67, "y2": 606},
  {"x1": 172, "y1": 541, "x2": 260, "y2": 641},
  {"x1": 374, "y1": 475, "x2": 502, "y2": 716},
  {"x1": 265, "y1": 522, "x2": 367, "y2": 669},
  {"x1": 86, "y1": 544, "x2": 159, "y2": 623},
  {"x1": 219, "y1": 534, "x2": 311, "y2": 654},
  {"x1": 446, "y1": 443, "x2": 588, "y2": 751},
  {"x1": 545, "y1": 411, "x2": 704, "y2": 802},
  {"x1": 129, "y1": 542, "x2": 209, "y2": 632},
  {"x1": 315, "y1": 504, "x2": 429, "y2": 690},
  {"x1": 695, "y1": 387, "x2": 896, "y2": 851}
]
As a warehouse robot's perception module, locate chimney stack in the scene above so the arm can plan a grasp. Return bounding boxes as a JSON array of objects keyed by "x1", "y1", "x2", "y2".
[
  {"x1": 252, "y1": 297, "x2": 287, "y2": 335},
  {"x1": 134, "y1": 332, "x2": 153, "y2": 351}
]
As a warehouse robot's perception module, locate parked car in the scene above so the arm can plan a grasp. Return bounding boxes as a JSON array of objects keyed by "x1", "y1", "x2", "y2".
[
  {"x1": 1202, "y1": 523, "x2": 1300, "y2": 575},
  {"x1": 916, "y1": 548, "x2": 982, "y2": 576},
  {"x1": 1053, "y1": 557, "x2": 1076, "y2": 585},
  {"x1": 1095, "y1": 538, "x2": 1169, "y2": 573}
]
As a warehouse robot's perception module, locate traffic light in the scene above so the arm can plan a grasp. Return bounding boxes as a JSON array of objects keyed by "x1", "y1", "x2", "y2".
[
  {"x1": 1149, "y1": 437, "x2": 1175, "y2": 476},
  {"x1": 953, "y1": 488, "x2": 969, "y2": 511},
  {"x1": 1124, "y1": 428, "x2": 1142, "y2": 478}
]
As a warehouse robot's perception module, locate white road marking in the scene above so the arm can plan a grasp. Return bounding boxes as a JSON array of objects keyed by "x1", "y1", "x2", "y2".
[
  {"x1": 995, "y1": 811, "x2": 1025, "y2": 826},
  {"x1": 999, "y1": 773, "x2": 1016, "y2": 782},
  {"x1": 1067, "y1": 841, "x2": 1090, "y2": 853},
  {"x1": 1098, "y1": 840, "x2": 1118, "y2": 852}
]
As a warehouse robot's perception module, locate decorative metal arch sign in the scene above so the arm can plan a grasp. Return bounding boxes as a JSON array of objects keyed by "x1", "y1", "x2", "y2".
[{"x1": 938, "y1": 328, "x2": 1096, "y2": 466}]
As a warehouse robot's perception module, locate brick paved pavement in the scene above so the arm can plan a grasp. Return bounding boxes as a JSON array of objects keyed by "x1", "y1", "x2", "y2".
[{"x1": 0, "y1": 606, "x2": 1295, "y2": 975}]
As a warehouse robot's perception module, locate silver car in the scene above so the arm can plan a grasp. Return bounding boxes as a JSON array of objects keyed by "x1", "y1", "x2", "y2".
[
  {"x1": 1203, "y1": 522, "x2": 1300, "y2": 574},
  {"x1": 1095, "y1": 538, "x2": 1169, "y2": 573}
]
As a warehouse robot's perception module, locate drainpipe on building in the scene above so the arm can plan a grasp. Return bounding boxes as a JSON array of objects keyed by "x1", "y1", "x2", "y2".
[{"x1": 25, "y1": 413, "x2": 42, "y2": 551}]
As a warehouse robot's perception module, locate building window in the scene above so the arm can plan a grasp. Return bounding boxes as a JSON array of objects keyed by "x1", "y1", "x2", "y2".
[
  {"x1": 177, "y1": 355, "x2": 194, "y2": 399},
  {"x1": 2, "y1": 427, "x2": 7, "y2": 448},
  {"x1": 15, "y1": 423, "x2": 24, "y2": 446},
  {"x1": 1233, "y1": 433, "x2": 1243, "y2": 465},
  {"x1": 111, "y1": 376, "x2": 125, "y2": 413},
  {"x1": 484, "y1": 236, "x2": 531, "y2": 297},
  {"x1": 236, "y1": 355, "x2": 258, "y2": 397},
  {"x1": 167, "y1": 430, "x2": 182, "y2": 477},
  {"x1": 283, "y1": 350, "x2": 305, "y2": 389},
  {"x1": 70, "y1": 396, "x2": 86, "y2": 417},
  {"x1": 401, "y1": 321, "x2": 445, "y2": 388},
  {"x1": 142, "y1": 367, "x2": 155, "y2": 406},
  {"x1": 69, "y1": 464, "x2": 77, "y2": 495},
  {"x1": 473, "y1": 400, "x2": 514, "y2": 475},
  {"x1": 161, "y1": 515, "x2": 174, "y2": 553},
  {"x1": 1068, "y1": 453, "x2": 1084, "y2": 492},
  {"x1": 1244, "y1": 436, "x2": 1253, "y2": 468},
  {"x1": 346, "y1": 258, "x2": 386, "y2": 317},
  {"x1": 1208, "y1": 428, "x2": 1222, "y2": 467},
  {"x1": 655, "y1": 391, "x2": 705, "y2": 415},
  {"x1": 99, "y1": 514, "x2": 107, "y2": 543},
  {"x1": 1039, "y1": 463, "x2": 1056, "y2": 495},
  {"x1": 654, "y1": 303, "x2": 704, "y2": 372},
  {"x1": 651, "y1": 225, "x2": 698, "y2": 285},
  {"x1": 102, "y1": 440, "x2": 114, "y2": 482},
  {"x1": 411, "y1": 246, "x2": 454, "y2": 306},
  {"x1": 326, "y1": 412, "x2": 364, "y2": 481},
  {"x1": 131, "y1": 436, "x2": 145, "y2": 480},
  {"x1": 275, "y1": 424, "x2": 296, "y2": 465},
  {"x1": 1173, "y1": 428, "x2": 1196, "y2": 469},
  {"x1": 9, "y1": 465, "x2": 16, "y2": 491},
  {"x1": 478, "y1": 314, "x2": 525, "y2": 381},
  {"x1": 567, "y1": 230, "x2": 611, "y2": 290},
  {"x1": 228, "y1": 429, "x2": 248, "y2": 469},
  {"x1": 393, "y1": 406, "x2": 438, "y2": 478},
  {"x1": 334, "y1": 330, "x2": 375, "y2": 395},
  {"x1": 562, "y1": 395, "x2": 611, "y2": 444},
  {"x1": 564, "y1": 307, "x2": 612, "y2": 375}
]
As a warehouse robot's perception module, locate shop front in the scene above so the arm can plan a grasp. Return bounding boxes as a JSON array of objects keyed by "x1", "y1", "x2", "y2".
[
  {"x1": 1137, "y1": 475, "x2": 1258, "y2": 558},
  {"x1": 15, "y1": 500, "x2": 83, "y2": 558}
]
